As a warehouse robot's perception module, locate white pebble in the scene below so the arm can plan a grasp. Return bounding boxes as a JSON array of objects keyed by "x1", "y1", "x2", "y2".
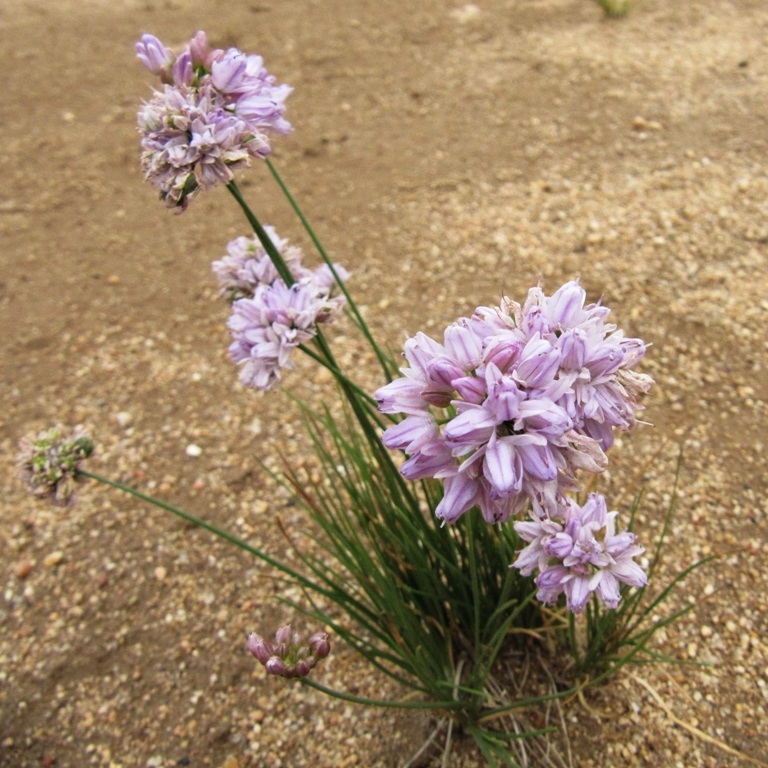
[
  {"x1": 449, "y1": 4, "x2": 480, "y2": 23},
  {"x1": 185, "y1": 444, "x2": 202, "y2": 457}
]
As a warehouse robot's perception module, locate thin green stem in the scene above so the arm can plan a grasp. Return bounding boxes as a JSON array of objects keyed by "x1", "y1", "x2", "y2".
[
  {"x1": 78, "y1": 470, "x2": 320, "y2": 594},
  {"x1": 568, "y1": 611, "x2": 580, "y2": 668},
  {"x1": 300, "y1": 678, "x2": 463, "y2": 712},
  {"x1": 265, "y1": 158, "x2": 396, "y2": 381},
  {"x1": 226, "y1": 180, "x2": 295, "y2": 286},
  {"x1": 297, "y1": 342, "x2": 382, "y2": 413},
  {"x1": 467, "y1": 518, "x2": 482, "y2": 667},
  {"x1": 226, "y1": 180, "x2": 388, "y2": 437}
]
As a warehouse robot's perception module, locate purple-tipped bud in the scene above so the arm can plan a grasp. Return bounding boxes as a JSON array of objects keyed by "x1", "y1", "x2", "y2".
[
  {"x1": 274, "y1": 642, "x2": 288, "y2": 659},
  {"x1": 548, "y1": 281, "x2": 586, "y2": 328},
  {"x1": 273, "y1": 625, "x2": 293, "y2": 646},
  {"x1": 308, "y1": 631, "x2": 331, "y2": 660},
  {"x1": 246, "y1": 633, "x2": 274, "y2": 665},
  {"x1": 294, "y1": 659, "x2": 312, "y2": 677},
  {"x1": 136, "y1": 34, "x2": 173, "y2": 78},
  {"x1": 188, "y1": 30, "x2": 211, "y2": 67},
  {"x1": 172, "y1": 51, "x2": 194, "y2": 86},
  {"x1": 265, "y1": 656, "x2": 286, "y2": 676}
]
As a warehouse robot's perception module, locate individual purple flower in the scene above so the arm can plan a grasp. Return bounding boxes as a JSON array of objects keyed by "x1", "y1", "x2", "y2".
[
  {"x1": 17, "y1": 426, "x2": 94, "y2": 507},
  {"x1": 247, "y1": 625, "x2": 331, "y2": 679},
  {"x1": 136, "y1": 31, "x2": 291, "y2": 211},
  {"x1": 512, "y1": 493, "x2": 647, "y2": 612},
  {"x1": 135, "y1": 34, "x2": 173, "y2": 82},
  {"x1": 375, "y1": 281, "x2": 652, "y2": 525}
]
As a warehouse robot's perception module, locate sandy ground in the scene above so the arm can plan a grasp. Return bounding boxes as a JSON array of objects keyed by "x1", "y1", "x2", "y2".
[{"x1": 2, "y1": 0, "x2": 768, "y2": 766}]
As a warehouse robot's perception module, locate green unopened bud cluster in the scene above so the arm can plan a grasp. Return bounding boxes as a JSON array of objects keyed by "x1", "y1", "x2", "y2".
[{"x1": 17, "y1": 426, "x2": 94, "y2": 507}]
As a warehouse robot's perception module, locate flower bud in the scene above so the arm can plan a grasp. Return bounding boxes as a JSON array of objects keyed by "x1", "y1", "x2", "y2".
[
  {"x1": 273, "y1": 625, "x2": 293, "y2": 645},
  {"x1": 136, "y1": 34, "x2": 173, "y2": 79},
  {"x1": 308, "y1": 631, "x2": 331, "y2": 660},
  {"x1": 172, "y1": 51, "x2": 194, "y2": 86},
  {"x1": 294, "y1": 659, "x2": 312, "y2": 677},
  {"x1": 246, "y1": 633, "x2": 273, "y2": 665},
  {"x1": 548, "y1": 281, "x2": 586, "y2": 328},
  {"x1": 248, "y1": 623, "x2": 331, "y2": 679},
  {"x1": 188, "y1": 31, "x2": 210, "y2": 67},
  {"x1": 265, "y1": 656, "x2": 285, "y2": 676}
]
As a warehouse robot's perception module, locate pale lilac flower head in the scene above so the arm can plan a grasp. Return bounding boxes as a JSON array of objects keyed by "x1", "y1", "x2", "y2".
[
  {"x1": 247, "y1": 625, "x2": 331, "y2": 679},
  {"x1": 375, "y1": 281, "x2": 652, "y2": 525},
  {"x1": 212, "y1": 227, "x2": 305, "y2": 302},
  {"x1": 136, "y1": 31, "x2": 291, "y2": 211},
  {"x1": 216, "y1": 226, "x2": 349, "y2": 389},
  {"x1": 227, "y1": 271, "x2": 347, "y2": 391},
  {"x1": 17, "y1": 426, "x2": 94, "y2": 507},
  {"x1": 212, "y1": 228, "x2": 350, "y2": 303},
  {"x1": 512, "y1": 493, "x2": 647, "y2": 613}
]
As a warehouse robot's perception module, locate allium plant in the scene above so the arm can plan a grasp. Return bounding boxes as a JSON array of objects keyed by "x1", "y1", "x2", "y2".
[{"x1": 17, "y1": 30, "x2": 706, "y2": 767}]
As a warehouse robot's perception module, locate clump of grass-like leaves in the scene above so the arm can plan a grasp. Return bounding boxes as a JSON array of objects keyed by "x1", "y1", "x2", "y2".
[{"x1": 565, "y1": 461, "x2": 712, "y2": 682}]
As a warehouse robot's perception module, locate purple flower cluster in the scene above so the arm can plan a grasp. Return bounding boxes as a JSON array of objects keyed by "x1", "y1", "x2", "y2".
[
  {"x1": 512, "y1": 493, "x2": 647, "y2": 613},
  {"x1": 212, "y1": 227, "x2": 347, "y2": 303},
  {"x1": 221, "y1": 229, "x2": 349, "y2": 391},
  {"x1": 136, "y1": 31, "x2": 291, "y2": 211},
  {"x1": 375, "y1": 281, "x2": 653, "y2": 525},
  {"x1": 247, "y1": 625, "x2": 331, "y2": 679},
  {"x1": 17, "y1": 426, "x2": 94, "y2": 507}
]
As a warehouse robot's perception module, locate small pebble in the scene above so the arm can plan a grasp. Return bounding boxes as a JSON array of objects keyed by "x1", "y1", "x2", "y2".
[
  {"x1": 185, "y1": 444, "x2": 202, "y2": 457},
  {"x1": 449, "y1": 4, "x2": 480, "y2": 23},
  {"x1": 43, "y1": 551, "x2": 64, "y2": 567}
]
